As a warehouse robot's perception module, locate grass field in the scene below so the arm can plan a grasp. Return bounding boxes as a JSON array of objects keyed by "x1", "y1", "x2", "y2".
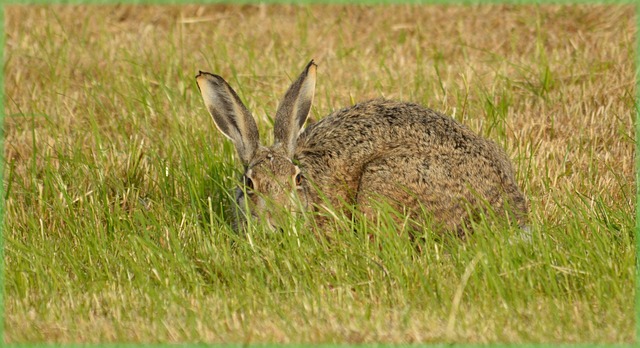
[{"x1": 3, "y1": 4, "x2": 636, "y2": 343}]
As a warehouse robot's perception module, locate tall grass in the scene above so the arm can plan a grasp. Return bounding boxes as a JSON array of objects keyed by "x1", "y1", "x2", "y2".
[{"x1": 3, "y1": 4, "x2": 636, "y2": 343}]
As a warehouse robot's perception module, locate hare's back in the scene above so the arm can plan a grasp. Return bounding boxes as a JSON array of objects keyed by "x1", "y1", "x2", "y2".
[
  {"x1": 295, "y1": 98, "x2": 519, "y2": 193},
  {"x1": 298, "y1": 99, "x2": 495, "y2": 156}
]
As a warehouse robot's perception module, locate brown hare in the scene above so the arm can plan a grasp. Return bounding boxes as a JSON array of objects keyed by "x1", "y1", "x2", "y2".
[{"x1": 195, "y1": 60, "x2": 527, "y2": 235}]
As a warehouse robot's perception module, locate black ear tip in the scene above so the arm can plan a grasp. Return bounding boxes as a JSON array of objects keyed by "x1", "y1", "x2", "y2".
[
  {"x1": 196, "y1": 71, "x2": 224, "y2": 83},
  {"x1": 307, "y1": 59, "x2": 316, "y2": 69}
]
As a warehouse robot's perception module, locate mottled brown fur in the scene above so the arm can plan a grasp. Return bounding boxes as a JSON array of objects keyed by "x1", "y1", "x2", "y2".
[
  {"x1": 296, "y1": 99, "x2": 527, "y2": 234},
  {"x1": 196, "y1": 61, "x2": 527, "y2": 235}
]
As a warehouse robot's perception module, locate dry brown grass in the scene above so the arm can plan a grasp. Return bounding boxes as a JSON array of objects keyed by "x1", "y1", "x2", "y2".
[
  {"x1": 3, "y1": 4, "x2": 636, "y2": 343},
  {"x1": 5, "y1": 4, "x2": 635, "y2": 211}
]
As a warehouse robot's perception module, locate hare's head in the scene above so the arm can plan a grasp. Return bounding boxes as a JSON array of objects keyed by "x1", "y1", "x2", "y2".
[{"x1": 196, "y1": 61, "x2": 316, "y2": 230}]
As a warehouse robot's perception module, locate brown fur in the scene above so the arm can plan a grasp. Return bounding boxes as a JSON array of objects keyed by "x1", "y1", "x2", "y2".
[
  {"x1": 296, "y1": 99, "x2": 528, "y2": 234},
  {"x1": 196, "y1": 61, "x2": 528, "y2": 234}
]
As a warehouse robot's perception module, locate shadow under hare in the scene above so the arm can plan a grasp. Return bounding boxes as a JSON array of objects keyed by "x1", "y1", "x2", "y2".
[{"x1": 196, "y1": 60, "x2": 527, "y2": 236}]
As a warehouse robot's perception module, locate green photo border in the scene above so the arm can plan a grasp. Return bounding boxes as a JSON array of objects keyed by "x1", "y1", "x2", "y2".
[{"x1": 0, "y1": 0, "x2": 636, "y2": 346}]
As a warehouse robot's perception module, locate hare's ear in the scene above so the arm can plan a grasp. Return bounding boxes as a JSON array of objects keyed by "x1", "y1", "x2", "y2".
[
  {"x1": 196, "y1": 71, "x2": 259, "y2": 165},
  {"x1": 273, "y1": 60, "x2": 316, "y2": 158}
]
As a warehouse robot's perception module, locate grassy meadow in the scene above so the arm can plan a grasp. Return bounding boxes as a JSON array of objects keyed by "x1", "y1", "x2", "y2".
[{"x1": 3, "y1": 4, "x2": 636, "y2": 343}]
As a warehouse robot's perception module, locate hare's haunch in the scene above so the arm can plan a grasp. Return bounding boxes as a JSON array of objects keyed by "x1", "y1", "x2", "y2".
[{"x1": 196, "y1": 60, "x2": 527, "y2": 234}]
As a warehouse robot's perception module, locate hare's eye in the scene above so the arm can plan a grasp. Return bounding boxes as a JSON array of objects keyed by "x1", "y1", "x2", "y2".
[
  {"x1": 243, "y1": 176, "x2": 254, "y2": 191},
  {"x1": 295, "y1": 173, "x2": 303, "y2": 186}
]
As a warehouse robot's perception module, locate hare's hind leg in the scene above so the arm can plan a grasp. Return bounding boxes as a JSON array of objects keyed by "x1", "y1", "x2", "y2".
[
  {"x1": 355, "y1": 153, "x2": 527, "y2": 235},
  {"x1": 354, "y1": 156, "x2": 468, "y2": 233}
]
